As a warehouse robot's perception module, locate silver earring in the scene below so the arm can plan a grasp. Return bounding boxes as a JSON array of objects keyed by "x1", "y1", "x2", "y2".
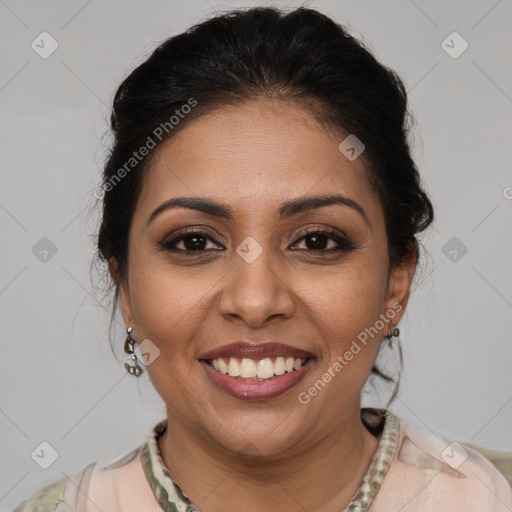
[
  {"x1": 386, "y1": 321, "x2": 400, "y2": 340},
  {"x1": 124, "y1": 327, "x2": 143, "y2": 377}
]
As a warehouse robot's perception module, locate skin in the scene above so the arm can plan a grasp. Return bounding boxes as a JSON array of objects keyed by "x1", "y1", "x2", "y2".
[{"x1": 114, "y1": 98, "x2": 416, "y2": 511}]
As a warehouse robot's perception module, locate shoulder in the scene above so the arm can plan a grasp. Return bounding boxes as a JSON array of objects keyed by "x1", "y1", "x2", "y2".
[
  {"x1": 10, "y1": 447, "x2": 142, "y2": 512},
  {"x1": 460, "y1": 441, "x2": 512, "y2": 486},
  {"x1": 375, "y1": 413, "x2": 512, "y2": 512},
  {"x1": 10, "y1": 474, "x2": 71, "y2": 512}
]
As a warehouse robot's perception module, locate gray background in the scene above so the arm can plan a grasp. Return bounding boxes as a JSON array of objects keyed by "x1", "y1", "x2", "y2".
[{"x1": 1, "y1": 0, "x2": 511, "y2": 509}]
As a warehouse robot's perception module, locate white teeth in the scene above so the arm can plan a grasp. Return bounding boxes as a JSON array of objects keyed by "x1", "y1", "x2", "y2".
[
  {"x1": 210, "y1": 356, "x2": 308, "y2": 379},
  {"x1": 256, "y1": 358, "x2": 275, "y2": 379},
  {"x1": 240, "y1": 358, "x2": 257, "y2": 378},
  {"x1": 228, "y1": 358, "x2": 241, "y2": 377},
  {"x1": 218, "y1": 358, "x2": 228, "y2": 374},
  {"x1": 274, "y1": 357, "x2": 285, "y2": 375}
]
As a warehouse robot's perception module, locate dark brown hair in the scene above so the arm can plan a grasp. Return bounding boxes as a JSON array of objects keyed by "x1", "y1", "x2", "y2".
[{"x1": 93, "y1": 6, "x2": 434, "y2": 406}]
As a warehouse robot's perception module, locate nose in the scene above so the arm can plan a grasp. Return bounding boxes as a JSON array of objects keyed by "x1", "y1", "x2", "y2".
[{"x1": 218, "y1": 246, "x2": 296, "y2": 328}]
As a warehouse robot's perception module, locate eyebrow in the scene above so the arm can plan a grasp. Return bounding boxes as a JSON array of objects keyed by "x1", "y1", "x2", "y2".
[{"x1": 147, "y1": 194, "x2": 371, "y2": 228}]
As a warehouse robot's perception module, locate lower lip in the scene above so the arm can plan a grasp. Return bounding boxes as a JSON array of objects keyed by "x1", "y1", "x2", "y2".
[{"x1": 200, "y1": 359, "x2": 314, "y2": 400}]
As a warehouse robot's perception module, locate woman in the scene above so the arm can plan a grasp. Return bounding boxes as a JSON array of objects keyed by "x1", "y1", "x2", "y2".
[{"x1": 12, "y1": 6, "x2": 512, "y2": 512}]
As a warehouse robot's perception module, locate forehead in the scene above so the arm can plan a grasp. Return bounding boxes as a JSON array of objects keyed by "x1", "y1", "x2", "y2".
[{"x1": 136, "y1": 99, "x2": 383, "y2": 226}]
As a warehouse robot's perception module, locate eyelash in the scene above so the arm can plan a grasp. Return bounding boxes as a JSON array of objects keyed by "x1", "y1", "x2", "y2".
[{"x1": 158, "y1": 227, "x2": 358, "y2": 255}]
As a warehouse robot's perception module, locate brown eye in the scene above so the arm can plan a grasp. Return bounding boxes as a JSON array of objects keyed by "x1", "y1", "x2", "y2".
[
  {"x1": 160, "y1": 230, "x2": 224, "y2": 253},
  {"x1": 291, "y1": 230, "x2": 357, "y2": 253}
]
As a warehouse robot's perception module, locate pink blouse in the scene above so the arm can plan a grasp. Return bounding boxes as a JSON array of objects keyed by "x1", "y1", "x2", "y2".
[{"x1": 11, "y1": 408, "x2": 512, "y2": 511}]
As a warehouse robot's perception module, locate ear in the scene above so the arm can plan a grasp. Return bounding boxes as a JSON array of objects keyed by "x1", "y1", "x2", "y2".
[
  {"x1": 109, "y1": 258, "x2": 134, "y2": 327},
  {"x1": 384, "y1": 248, "x2": 417, "y2": 328}
]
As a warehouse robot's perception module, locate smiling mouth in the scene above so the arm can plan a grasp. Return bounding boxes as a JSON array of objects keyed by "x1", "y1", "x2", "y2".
[{"x1": 204, "y1": 356, "x2": 313, "y2": 380}]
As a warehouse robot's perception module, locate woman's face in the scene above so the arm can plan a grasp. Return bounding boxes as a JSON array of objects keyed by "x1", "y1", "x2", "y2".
[{"x1": 117, "y1": 98, "x2": 414, "y2": 457}]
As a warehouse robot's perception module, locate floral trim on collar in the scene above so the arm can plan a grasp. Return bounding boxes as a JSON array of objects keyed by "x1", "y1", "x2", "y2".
[
  {"x1": 343, "y1": 408, "x2": 400, "y2": 511},
  {"x1": 140, "y1": 422, "x2": 198, "y2": 512},
  {"x1": 140, "y1": 408, "x2": 400, "y2": 512}
]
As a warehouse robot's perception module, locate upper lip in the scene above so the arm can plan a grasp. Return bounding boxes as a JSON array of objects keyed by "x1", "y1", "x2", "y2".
[{"x1": 198, "y1": 341, "x2": 314, "y2": 360}]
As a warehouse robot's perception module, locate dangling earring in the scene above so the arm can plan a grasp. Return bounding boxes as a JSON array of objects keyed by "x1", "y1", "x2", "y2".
[
  {"x1": 124, "y1": 326, "x2": 143, "y2": 377},
  {"x1": 386, "y1": 321, "x2": 400, "y2": 340}
]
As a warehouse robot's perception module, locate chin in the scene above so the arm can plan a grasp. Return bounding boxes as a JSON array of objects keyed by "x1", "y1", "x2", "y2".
[{"x1": 205, "y1": 407, "x2": 311, "y2": 459}]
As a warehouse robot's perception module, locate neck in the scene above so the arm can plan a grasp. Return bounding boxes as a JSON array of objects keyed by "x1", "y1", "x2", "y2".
[{"x1": 157, "y1": 406, "x2": 381, "y2": 512}]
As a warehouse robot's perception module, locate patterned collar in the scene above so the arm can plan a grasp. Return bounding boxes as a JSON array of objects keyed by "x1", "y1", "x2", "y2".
[{"x1": 140, "y1": 408, "x2": 400, "y2": 512}]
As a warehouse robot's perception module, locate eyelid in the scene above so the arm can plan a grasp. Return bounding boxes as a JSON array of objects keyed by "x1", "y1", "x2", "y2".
[
  {"x1": 159, "y1": 224, "x2": 357, "y2": 253},
  {"x1": 289, "y1": 227, "x2": 356, "y2": 251},
  {"x1": 159, "y1": 227, "x2": 225, "y2": 251},
  {"x1": 293, "y1": 225, "x2": 347, "y2": 239}
]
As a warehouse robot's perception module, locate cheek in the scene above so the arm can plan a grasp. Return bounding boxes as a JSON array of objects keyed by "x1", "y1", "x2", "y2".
[
  {"x1": 127, "y1": 251, "x2": 215, "y2": 353},
  {"x1": 300, "y1": 262, "x2": 386, "y2": 338},
  {"x1": 297, "y1": 265, "x2": 387, "y2": 395}
]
